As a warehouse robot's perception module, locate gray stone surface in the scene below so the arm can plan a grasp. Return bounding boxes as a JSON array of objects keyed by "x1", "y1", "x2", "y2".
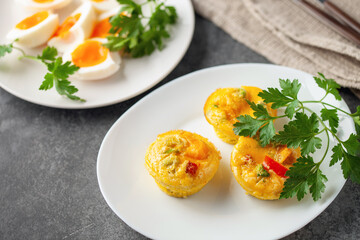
[{"x1": 1, "y1": 15, "x2": 360, "y2": 240}]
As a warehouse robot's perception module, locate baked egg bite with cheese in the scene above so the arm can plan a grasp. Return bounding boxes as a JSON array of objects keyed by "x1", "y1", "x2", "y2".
[
  {"x1": 17, "y1": 0, "x2": 72, "y2": 11},
  {"x1": 204, "y1": 86, "x2": 277, "y2": 144},
  {"x1": 7, "y1": 11, "x2": 59, "y2": 48},
  {"x1": 62, "y1": 38, "x2": 120, "y2": 80},
  {"x1": 48, "y1": 2, "x2": 96, "y2": 53},
  {"x1": 230, "y1": 136, "x2": 300, "y2": 200},
  {"x1": 145, "y1": 130, "x2": 221, "y2": 198}
]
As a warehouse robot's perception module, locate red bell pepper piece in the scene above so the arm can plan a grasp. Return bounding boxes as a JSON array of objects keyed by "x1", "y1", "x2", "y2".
[
  {"x1": 186, "y1": 162, "x2": 198, "y2": 176},
  {"x1": 262, "y1": 155, "x2": 288, "y2": 178}
]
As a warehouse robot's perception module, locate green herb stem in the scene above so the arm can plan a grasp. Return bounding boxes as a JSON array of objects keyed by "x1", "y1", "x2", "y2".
[
  {"x1": 319, "y1": 93, "x2": 328, "y2": 102},
  {"x1": 19, "y1": 55, "x2": 41, "y2": 62},
  {"x1": 12, "y1": 46, "x2": 42, "y2": 63},
  {"x1": 11, "y1": 45, "x2": 26, "y2": 56},
  {"x1": 302, "y1": 100, "x2": 350, "y2": 116}
]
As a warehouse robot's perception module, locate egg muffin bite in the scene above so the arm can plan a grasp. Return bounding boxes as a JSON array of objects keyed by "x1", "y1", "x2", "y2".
[
  {"x1": 145, "y1": 130, "x2": 221, "y2": 198},
  {"x1": 230, "y1": 136, "x2": 300, "y2": 200},
  {"x1": 204, "y1": 86, "x2": 276, "y2": 144}
]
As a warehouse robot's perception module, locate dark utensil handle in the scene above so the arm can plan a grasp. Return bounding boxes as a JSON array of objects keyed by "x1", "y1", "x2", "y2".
[
  {"x1": 294, "y1": 0, "x2": 360, "y2": 46},
  {"x1": 323, "y1": 1, "x2": 360, "y2": 35}
]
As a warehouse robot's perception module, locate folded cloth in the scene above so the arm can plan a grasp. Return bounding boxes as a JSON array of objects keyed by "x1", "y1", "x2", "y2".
[{"x1": 192, "y1": 0, "x2": 360, "y2": 98}]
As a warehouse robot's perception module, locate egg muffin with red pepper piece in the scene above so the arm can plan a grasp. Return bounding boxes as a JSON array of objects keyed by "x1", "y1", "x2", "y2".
[
  {"x1": 204, "y1": 86, "x2": 277, "y2": 144},
  {"x1": 230, "y1": 136, "x2": 300, "y2": 200},
  {"x1": 145, "y1": 130, "x2": 221, "y2": 198}
]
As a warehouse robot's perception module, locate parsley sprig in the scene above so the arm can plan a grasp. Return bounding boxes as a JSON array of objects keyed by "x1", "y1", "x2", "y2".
[
  {"x1": 104, "y1": 0, "x2": 177, "y2": 58},
  {"x1": 0, "y1": 41, "x2": 84, "y2": 102},
  {"x1": 233, "y1": 73, "x2": 360, "y2": 201}
]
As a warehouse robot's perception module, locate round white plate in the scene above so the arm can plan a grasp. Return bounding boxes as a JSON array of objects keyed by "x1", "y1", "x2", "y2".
[
  {"x1": 97, "y1": 64, "x2": 353, "y2": 240},
  {"x1": 0, "y1": 0, "x2": 194, "y2": 109}
]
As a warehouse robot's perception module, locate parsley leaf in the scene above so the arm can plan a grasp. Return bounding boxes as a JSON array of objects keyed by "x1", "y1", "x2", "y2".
[
  {"x1": 247, "y1": 100, "x2": 270, "y2": 119},
  {"x1": 259, "y1": 121, "x2": 276, "y2": 147},
  {"x1": 308, "y1": 168, "x2": 328, "y2": 201},
  {"x1": 37, "y1": 46, "x2": 57, "y2": 62},
  {"x1": 342, "y1": 153, "x2": 360, "y2": 183},
  {"x1": 259, "y1": 79, "x2": 301, "y2": 118},
  {"x1": 281, "y1": 156, "x2": 327, "y2": 201},
  {"x1": 105, "y1": 0, "x2": 177, "y2": 58},
  {"x1": 258, "y1": 88, "x2": 292, "y2": 109},
  {"x1": 351, "y1": 106, "x2": 360, "y2": 117},
  {"x1": 320, "y1": 108, "x2": 339, "y2": 133},
  {"x1": 0, "y1": 42, "x2": 13, "y2": 58},
  {"x1": 342, "y1": 134, "x2": 360, "y2": 156},
  {"x1": 333, "y1": 143, "x2": 360, "y2": 184},
  {"x1": 280, "y1": 156, "x2": 314, "y2": 201},
  {"x1": 330, "y1": 144, "x2": 343, "y2": 166},
  {"x1": 285, "y1": 99, "x2": 300, "y2": 119},
  {"x1": 314, "y1": 72, "x2": 341, "y2": 100},
  {"x1": 274, "y1": 112, "x2": 322, "y2": 155},
  {"x1": 354, "y1": 117, "x2": 360, "y2": 136},
  {"x1": 39, "y1": 73, "x2": 54, "y2": 90},
  {"x1": 36, "y1": 47, "x2": 83, "y2": 102},
  {"x1": 279, "y1": 78, "x2": 301, "y2": 99},
  {"x1": 233, "y1": 101, "x2": 276, "y2": 146},
  {"x1": 233, "y1": 115, "x2": 264, "y2": 138}
]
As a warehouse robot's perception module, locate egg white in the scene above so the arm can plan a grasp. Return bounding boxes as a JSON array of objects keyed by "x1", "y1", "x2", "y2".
[
  {"x1": 7, "y1": 11, "x2": 59, "y2": 48},
  {"x1": 62, "y1": 38, "x2": 121, "y2": 81},
  {"x1": 48, "y1": 2, "x2": 96, "y2": 53},
  {"x1": 99, "y1": 5, "x2": 122, "y2": 21},
  {"x1": 82, "y1": 0, "x2": 119, "y2": 13},
  {"x1": 16, "y1": 0, "x2": 72, "y2": 11}
]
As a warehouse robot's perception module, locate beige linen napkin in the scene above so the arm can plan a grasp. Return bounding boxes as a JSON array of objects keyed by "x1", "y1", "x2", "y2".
[{"x1": 192, "y1": 0, "x2": 360, "y2": 98}]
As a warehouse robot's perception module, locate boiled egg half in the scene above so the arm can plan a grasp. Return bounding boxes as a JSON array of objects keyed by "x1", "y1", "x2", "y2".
[
  {"x1": 91, "y1": 7, "x2": 121, "y2": 38},
  {"x1": 17, "y1": 0, "x2": 72, "y2": 11},
  {"x1": 48, "y1": 2, "x2": 96, "y2": 53},
  {"x1": 62, "y1": 38, "x2": 121, "y2": 80},
  {"x1": 7, "y1": 11, "x2": 59, "y2": 48},
  {"x1": 82, "y1": 0, "x2": 119, "y2": 13}
]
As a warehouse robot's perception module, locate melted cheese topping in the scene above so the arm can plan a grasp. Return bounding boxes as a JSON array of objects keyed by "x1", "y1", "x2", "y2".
[
  {"x1": 145, "y1": 130, "x2": 221, "y2": 198},
  {"x1": 231, "y1": 136, "x2": 300, "y2": 200}
]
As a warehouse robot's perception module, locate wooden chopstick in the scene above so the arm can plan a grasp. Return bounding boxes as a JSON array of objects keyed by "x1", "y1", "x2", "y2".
[
  {"x1": 322, "y1": 0, "x2": 360, "y2": 35},
  {"x1": 293, "y1": 0, "x2": 360, "y2": 46}
]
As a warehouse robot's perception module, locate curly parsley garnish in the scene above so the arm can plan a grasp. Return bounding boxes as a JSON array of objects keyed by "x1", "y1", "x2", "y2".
[
  {"x1": 104, "y1": 0, "x2": 177, "y2": 58},
  {"x1": 0, "y1": 42, "x2": 84, "y2": 102},
  {"x1": 233, "y1": 73, "x2": 360, "y2": 201}
]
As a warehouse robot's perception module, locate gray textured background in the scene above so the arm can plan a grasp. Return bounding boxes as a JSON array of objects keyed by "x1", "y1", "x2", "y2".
[{"x1": 1, "y1": 15, "x2": 360, "y2": 240}]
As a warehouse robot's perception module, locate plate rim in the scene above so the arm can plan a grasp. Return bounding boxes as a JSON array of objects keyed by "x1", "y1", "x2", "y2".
[{"x1": 97, "y1": 63, "x2": 351, "y2": 240}]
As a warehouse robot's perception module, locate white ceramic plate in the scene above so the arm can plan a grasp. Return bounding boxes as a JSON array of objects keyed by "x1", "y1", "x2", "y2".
[
  {"x1": 0, "y1": 0, "x2": 194, "y2": 109},
  {"x1": 97, "y1": 64, "x2": 353, "y2": 240}
]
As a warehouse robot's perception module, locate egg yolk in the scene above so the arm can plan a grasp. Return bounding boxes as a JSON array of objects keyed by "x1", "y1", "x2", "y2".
[
  {"x1": 53, "y1": 13, "x2": 81, "y2": 38},
  {"x1": 92, "y1": 0, "x2": 105, "y2": 2},
  {"x1": 34, "y1": 0, "x2": 54, "y2": 3},
  {"x1": 16, "y1": 11, "x2": 49, "y2": 30},
  {"x1": 91, "y1": 17, "x2": 112, "y2": 38},
  {"x1": 71, "y1": 40, "x2": 109, "y2": 67}
]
